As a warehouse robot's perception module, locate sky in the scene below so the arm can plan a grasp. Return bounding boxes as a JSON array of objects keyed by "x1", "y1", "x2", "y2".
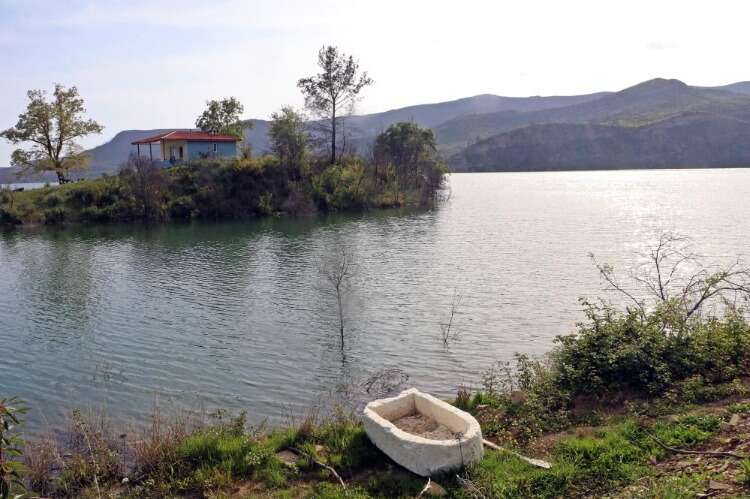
[{"x1": 2, "y1": 0, "x2": 750, "y2": 165}]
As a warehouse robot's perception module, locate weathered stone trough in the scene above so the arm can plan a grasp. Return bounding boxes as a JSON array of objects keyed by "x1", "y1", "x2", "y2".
[{"x1": 362, "y1": 388, "x2": 484, "y2": 476}]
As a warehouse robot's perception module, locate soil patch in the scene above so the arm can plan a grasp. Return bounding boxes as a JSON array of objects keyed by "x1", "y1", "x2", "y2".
[{"x1": 392, "y1": 413, "x2": 455, "y2": 440}]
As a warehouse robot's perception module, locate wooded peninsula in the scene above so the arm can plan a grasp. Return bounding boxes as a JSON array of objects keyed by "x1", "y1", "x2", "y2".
[{"x1": 0, "y1": 46, "x2": 446, "y2": 227}]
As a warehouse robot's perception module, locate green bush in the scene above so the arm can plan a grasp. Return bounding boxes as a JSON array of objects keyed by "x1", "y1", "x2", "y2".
[
  {"x1": 78, "y1": 206, "x2": 111, "y2": 224},
  {"x1": 312, "y1": 163, "x2": 370, "y2": 211},
  {"x1": 42, "y1": 207, "x2": 65, "y2": 225},
  {"x1": 67, "y1": 183, "x2": 100, "y2": 208},
  {"x1": 167, "y1": 196, "x2": 194, "y2": 220},
  {"x1": 43, "y1": 193, "x2": 62, "y2": 208},
  {"x1": 0, "y1": 207, "x2": 22, "y2": 226},
  {"x1": 553, "y1": 302, "x2": 750, "y2": 399}
]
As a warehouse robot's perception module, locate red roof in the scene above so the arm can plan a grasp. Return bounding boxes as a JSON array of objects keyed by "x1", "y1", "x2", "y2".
[{"x1": 132, "y1": 131, "x2": 241, "y2": 144}]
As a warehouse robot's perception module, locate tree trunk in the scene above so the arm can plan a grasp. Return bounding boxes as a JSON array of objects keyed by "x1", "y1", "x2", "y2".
[
  {"x1": 336, "y1": 286, "x2": 344, "y2": 348},
  {"x1": 331, "y1": 107, "x2": 337, "y2": 165},
  {"x1": 55, "y1": 169, "x2": 68, "y2": 184}
]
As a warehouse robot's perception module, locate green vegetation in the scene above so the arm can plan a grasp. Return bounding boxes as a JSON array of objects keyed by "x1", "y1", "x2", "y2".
[
  {"x1": 0, "y1": 398, "x2": 27, "y2": 499},
  {"x1": 195, "y1": 97, "x2": 251, "y2": 139},
  {"x1": 0, "y1": 120, "x2": 447, "y2": 227},
  {"x1": 5, "y1": 394, "x2": 747, "y2": 498}
]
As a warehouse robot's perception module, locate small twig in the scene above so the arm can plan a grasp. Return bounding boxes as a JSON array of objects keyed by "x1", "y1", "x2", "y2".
[
  {"x1": 644, "y1": 430, "x2": 747, "y2": 459},
  {"x1": 290, "y1": 447, "x2": 347, "y2": 491},
  {"x1": 74, "y1": 414, "x2": 102, "y2": 499},
  {"x1": 416, "y1": 477, "x2": 431, "y2": 498}
]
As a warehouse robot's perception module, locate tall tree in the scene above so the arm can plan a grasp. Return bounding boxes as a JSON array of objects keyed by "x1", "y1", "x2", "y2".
[
  {"x1": 374, "y1": 122, "x2": 438, "y2": 187},
  {"x1": 297, "y1": 46, "x2": 373, "y2": 164},
  {"x1": 269, "y1": 107, "x2": 309, "y2": 180},
  {"x1": 1, "y1": 85, "x2": 103, "y2": 184},
  {"x1": 195, "y1": 97, "x2": 250, "y2": 138}
]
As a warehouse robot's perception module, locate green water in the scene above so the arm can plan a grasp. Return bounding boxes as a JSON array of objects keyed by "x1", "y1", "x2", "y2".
[{"x1": 2, "y1": 171, "x2": 749, "y2": 432}]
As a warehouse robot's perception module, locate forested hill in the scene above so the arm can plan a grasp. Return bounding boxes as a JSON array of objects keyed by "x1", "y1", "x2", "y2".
[
  {"x1": 4, "y1": 78, "x2": 750, "y2": 182},
  {"x1": 450, "y1": 79, "x2": 750, "y2": 171}
]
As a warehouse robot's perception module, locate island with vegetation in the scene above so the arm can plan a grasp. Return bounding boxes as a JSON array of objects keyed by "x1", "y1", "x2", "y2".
[
  {"x1": 0, "y1": 47, "x2": 446, "y2": 228},
  {"x1": 2, "y1": 234, "x2": 750, "y2": 498}
]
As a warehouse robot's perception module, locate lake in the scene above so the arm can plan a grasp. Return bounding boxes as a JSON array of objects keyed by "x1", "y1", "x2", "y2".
[
  {"x1": 4, "y1": 182, "x2": 58, "y2": 190},
  {"x1": 2, "y1": 170, "x2": 749, "y2": 433}
]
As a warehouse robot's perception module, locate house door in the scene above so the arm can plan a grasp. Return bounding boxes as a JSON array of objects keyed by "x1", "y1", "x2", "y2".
[{"x1": 169, "y1": 146, "x2": 184, "y2": 161}]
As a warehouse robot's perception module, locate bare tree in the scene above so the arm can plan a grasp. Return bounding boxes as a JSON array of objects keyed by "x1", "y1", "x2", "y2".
[
  {"x1": 591, "y1": 231, "x2": 750, "y2": 327},
  {"x1": 119, "y1": 155, "x2": 168, "y2": 221},
  {"x1": 440, "y1": 288, "x2": 463, "y2": 346},
  {"x1": 322, "y1": 247, "x2": 354, "y2": 348}
]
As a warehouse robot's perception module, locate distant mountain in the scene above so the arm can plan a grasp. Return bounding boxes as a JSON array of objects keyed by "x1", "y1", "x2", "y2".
[
  {"x1": 708, "y1": 81, "x2": 750, "y2": 96},
  {"x1": 454, "y1": 111, "x2": 750, "y2": 171},
  {"x1": 343, "y1": 92, "x2": 609, "y2": 137},
  {"x1": 450, "y1": 79, "x2": 750, "y2": 171},
  {"x1": 438, "y1": 79, "x2": 750, "y2": 155}
]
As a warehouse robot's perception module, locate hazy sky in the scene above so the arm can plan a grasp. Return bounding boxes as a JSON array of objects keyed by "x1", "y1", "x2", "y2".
[{"x1": 2, "y1": 0, "x2": 750, "y2": 165}]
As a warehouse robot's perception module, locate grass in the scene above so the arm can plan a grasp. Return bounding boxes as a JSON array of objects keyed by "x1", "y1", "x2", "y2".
[
  {"x1": 7, "y1": 393, "x2": 748, "y2": 498},
  {"x1": 459, "y1": 414, "x2": 722, "y2": 499}
]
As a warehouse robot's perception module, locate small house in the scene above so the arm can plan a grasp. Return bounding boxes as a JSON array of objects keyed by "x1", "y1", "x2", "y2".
[{"x1": 131, "y1": 131, "x2": 241, "y2": 164}]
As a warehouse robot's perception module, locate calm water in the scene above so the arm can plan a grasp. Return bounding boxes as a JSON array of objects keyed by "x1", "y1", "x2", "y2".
[
  {"x1": 4, "y1": 182, "x2": 58, "y2": 190},
  {"x1": 2, "y1": 170, "x2": 749, "y2": 432}
]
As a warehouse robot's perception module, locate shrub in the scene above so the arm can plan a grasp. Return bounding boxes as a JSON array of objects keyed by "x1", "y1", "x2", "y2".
[
  {"x1": 78, "y1": 206, "x2": 111, "y2": 224},
  {"x1": 552, "y1": 301, "x2": 750, "y2": 399},
  {"x1": 42, "y1": 207, "x2": 65, "y2": 224},
  {"x1": 0, "y1": 207, "x2": 22, "y2": 226},
  {"x1": 739, "y1": 459, "x2": 750, "y2": 486},
  {"x1": 168, "y1": 196, "x2": 194, "y2": 220},
  {"x1": 312, "y1": 163, "x2": 369, "y2": 211},
  {"x1": 67, "y1": 183, "x2": 100, "y2": 208},
  {"x1": 43, "y1": 192, "x2": 62, "y2": 208},
  {"x1": 0, "y1": 397, "x2": 28, "y2": 499},
  {"x1": 729, "y1": 402, "x2": 750, "y2": 414}
]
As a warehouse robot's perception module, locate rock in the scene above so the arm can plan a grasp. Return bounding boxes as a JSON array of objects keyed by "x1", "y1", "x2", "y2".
[
  {"x1": 729, "y1": 413, "x2": 741, "y2": 426},
  {"x1": 121, "y1": 477, "x2": 129, "y2": 484},
  {"x1": 275, "y1": 450, "x2": 298, "y2": 467},
  {"x1": 708, "y1": 480, "x2": 732, "y2": 491},
  {"x1": 424, "y1": 481, "x2": 447, "y2": 496},
  {"x1": 315, "y1": 444, "x2": 325, "y2": 455}
]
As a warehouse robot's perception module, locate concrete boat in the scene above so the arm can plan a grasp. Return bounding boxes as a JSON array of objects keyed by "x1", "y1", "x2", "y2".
[{"x1": 362, "y1": 388, "x2": 484, "y2": 476}]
